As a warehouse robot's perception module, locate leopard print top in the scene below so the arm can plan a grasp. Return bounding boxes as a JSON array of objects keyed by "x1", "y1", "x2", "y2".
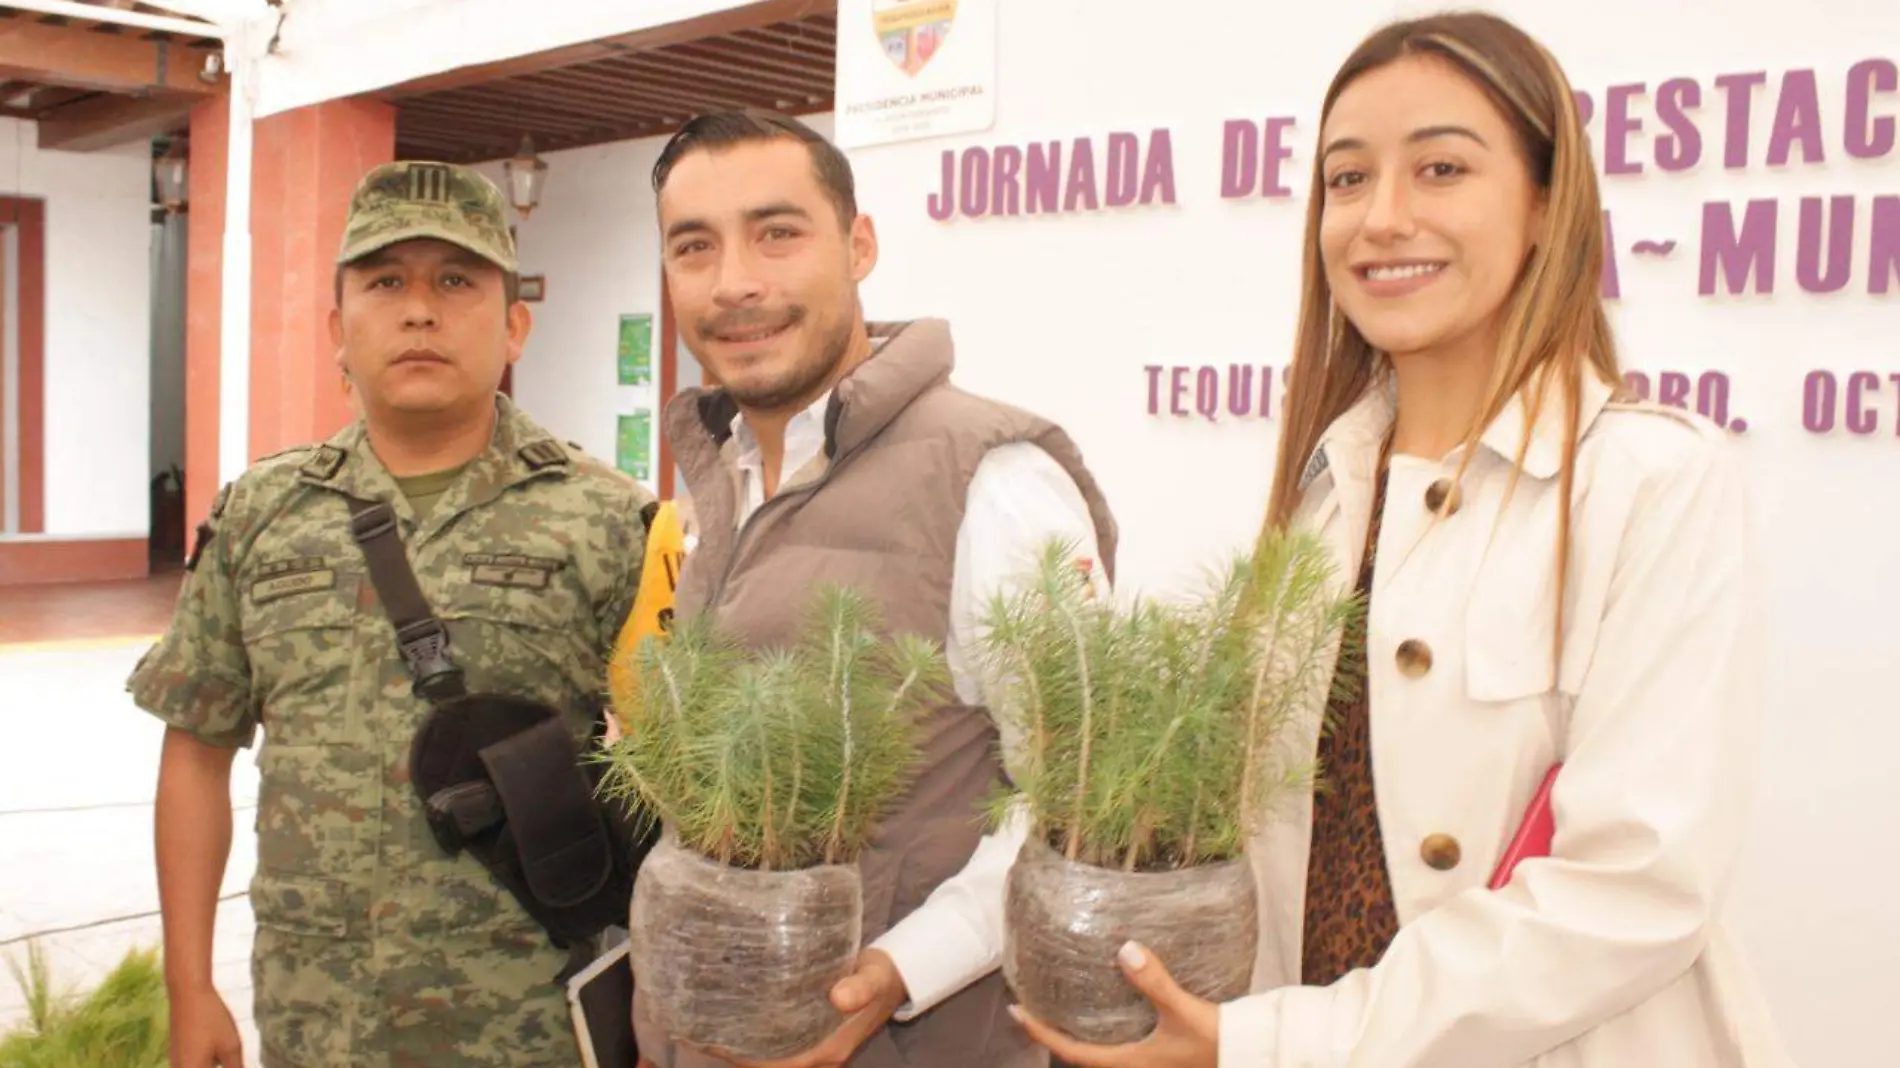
[{"x1": 1300, "y1": 452, "x2": 1401, "y2": 987}]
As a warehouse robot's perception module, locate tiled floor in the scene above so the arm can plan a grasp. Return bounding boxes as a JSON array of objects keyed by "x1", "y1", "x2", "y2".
[
  {"x1": 0, "y1": 640, "x2": 263, "y2": 1064},
  {"x1": 0, "y1": 569, "x2": 185, "y2": 647}
]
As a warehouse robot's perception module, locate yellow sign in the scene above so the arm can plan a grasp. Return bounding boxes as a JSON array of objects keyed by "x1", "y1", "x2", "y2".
[{"x1": 608, "y1": 500, "x2": 687, "y2": 729}]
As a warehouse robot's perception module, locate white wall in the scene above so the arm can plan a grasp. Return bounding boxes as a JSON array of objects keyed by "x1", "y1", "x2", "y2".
[
  {"x1": 0, "y1": 118, "x2": 155, "y2": 537},
  {"x1": 508, "y1": 2, "x2": 1896, "y2": 1060},
  {"x1": 475, "y1": 138, "x2": 664, "y2": 477},
  {"x1": 252, "y1": 0, "x2": 752, "y2": 119},
  {"x1": 151, "y1": 214, "x2": 188, "y2": 481}
]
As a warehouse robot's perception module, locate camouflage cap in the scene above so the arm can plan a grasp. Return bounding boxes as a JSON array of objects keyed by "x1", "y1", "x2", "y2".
[{"x1": 337, "y1": 161, "x2": 517, "y2": 273}]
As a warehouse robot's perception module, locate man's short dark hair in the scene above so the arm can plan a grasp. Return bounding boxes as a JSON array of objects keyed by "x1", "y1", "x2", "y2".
[{"x1": 652, "y1": 109, "x2": 858, "y2": 228}]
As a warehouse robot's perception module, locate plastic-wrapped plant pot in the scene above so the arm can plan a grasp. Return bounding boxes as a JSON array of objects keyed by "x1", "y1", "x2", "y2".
[
  {"x1": 631, "y1": 834, "x2": 863, "y2": 1061},
  {"x1": 1003, "y1": 835, "x2": 1259, "y2": 1044}
]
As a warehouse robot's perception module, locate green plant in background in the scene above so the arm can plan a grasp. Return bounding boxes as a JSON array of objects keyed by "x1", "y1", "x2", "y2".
[
  {"x1": 978, "y1": 530, "x2": 1363, "y2": 872},
  {"x1": 601, "y1": 583, "x2": 946, "y2": 871},
  {"x1": 0, "y1": 942, "x2": 170, "y2": 1068}
]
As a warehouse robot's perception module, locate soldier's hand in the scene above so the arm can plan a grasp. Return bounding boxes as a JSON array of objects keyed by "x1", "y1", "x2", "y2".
[{"x1": 169, "y1": 985, "x2": 244, "y2": 1068}]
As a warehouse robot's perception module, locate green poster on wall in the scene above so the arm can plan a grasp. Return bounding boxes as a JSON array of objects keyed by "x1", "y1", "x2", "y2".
[
  {"x1": 617, "y1": 410, "x2": 651, "y2": 481},
  {"x1": 617, "y1": 314, "x2": 653, "y2": 385}
]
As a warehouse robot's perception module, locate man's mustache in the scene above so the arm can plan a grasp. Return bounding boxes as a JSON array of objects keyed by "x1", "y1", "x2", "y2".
[{"x1": 700, "y1": 306, "x2": 805, "y2": 336}]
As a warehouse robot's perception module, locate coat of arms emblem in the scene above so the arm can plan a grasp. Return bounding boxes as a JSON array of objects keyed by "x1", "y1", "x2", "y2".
[{"x1": 873, "y1": 0, "x2": 956, "y2": 76}]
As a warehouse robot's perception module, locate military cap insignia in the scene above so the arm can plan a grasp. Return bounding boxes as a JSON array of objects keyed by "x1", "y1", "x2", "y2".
[
  {"x1": 518, "y1": 440, "x2": 568, "y2": 470},
  {"x1": 300, "y1": 445, "x2": 348, "y2": 481},
  {"x1": 406, "y1": 163, "x2": 454, "y2": 204}
]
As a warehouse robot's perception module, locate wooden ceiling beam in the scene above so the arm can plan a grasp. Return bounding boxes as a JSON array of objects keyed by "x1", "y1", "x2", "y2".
[
  {"x1": 0, "y1": 16, "x2": 222, "y2": 95},
  {"x1": 380, "y1": 0, "x2": 836, "y2": 98},
  {"x1": 610, "y1": 51, "x2": 822, "y2": 103},
  {"x1": 669, "y1": 40, "x2": 830, "y2": 87},
  {"x1": 35, "y1": 88, "x2": 198, "y2": 149},
  {"x1": 527, "y1": 66, "x2": 759, "y2": 114},
  {"x1": 398, "y1": 94, "x2": 602, "y2": 134},
  {"x1": 445, "y1": 81, "x2": 657, "y2": 126},
  {"x1": 420, "y1": 96, "x2": 833, "y2": 165},
  {"x1": 728, "y1": 28, "x2": 837, "y2": 65}
]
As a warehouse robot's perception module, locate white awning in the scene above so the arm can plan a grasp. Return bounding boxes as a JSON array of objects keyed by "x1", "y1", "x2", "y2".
[{"x1": 236, "y1": 0, "x2": 751, "y2": 120}]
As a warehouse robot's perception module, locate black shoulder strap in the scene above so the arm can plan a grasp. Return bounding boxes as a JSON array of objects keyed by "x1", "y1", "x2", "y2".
[{"x1": 346, "y1": 497, "x2": 467, "y2": 702}]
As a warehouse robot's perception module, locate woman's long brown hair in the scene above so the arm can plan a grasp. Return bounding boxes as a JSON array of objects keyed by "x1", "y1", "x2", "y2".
[{"x1": 1261, "y1": 11, "x2": 1623, "y2": 681}]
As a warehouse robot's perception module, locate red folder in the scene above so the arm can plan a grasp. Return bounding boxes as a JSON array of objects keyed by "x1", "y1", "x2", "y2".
[{"x1": 1488, "y1": 764, "x2": 1561, "y2": 890}]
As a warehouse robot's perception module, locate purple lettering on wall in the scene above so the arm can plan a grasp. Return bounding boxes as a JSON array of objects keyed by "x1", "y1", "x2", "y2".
[
  {"x1": 992, "y1": 146, "x2": 1023, "y2": 216},
  {"x1": 1106, "y1": 132, "x2": 1141, "y2": 207},
  {"x1": 959, "y1": 148, "x2": 991, "y2": 217},
  {"x1": 1847, "y1": 372, "x2": 1881, "y2": 435},
  {"x1": 1803, "y1": 371, "x2": 1900, "y2": 436},
  {"x1": 1195, "y1": 367, "x2": 1220, "y2": 421},
  {"x1": 928, "y1": 150, "x2": 956, "y2": 221},
  {"x1": 1700, "y1": 199, "x2": 1777, "y2": 294},
  {"x1": 1262, "y1": 118, "x2": 1295, "y2": 197},
  {"x1": 1871, "y1": 195, "x2": 1900, "y2": 294},
  {"x1": 1657, "y1": 371, "x2": 1692, "y2": 408},
  {"x1": 1141, "y1": 129, "x2": 1178, "y2": 205},
  {"x1": 1026, "y1": 142, "x2": 1062, "y2": 213},
  {"x1": 1222, "y1": 120, "x2": 1258, "y2": 199},
  {"x1": 1796, "y1": 196, "x2": 1855, "y2": 293},
  {"x1": 1143, "y1": 365, "x2": 1291, "y2": 420},
  {"x1": 930, "y1": 133, "x2": 1180, "y2": 220},
  {"x1": 1573, "y1": 89, "x2": 1594, "y2": 129},
  {"x1": 1714, "y1": 72, "x2": 1768, "y2": 168},
  {"x1": 1655, "y1": 77, "x2": 1703, "y2": 171},
  {"x1": 1221, "y1": 119, "x2": 1296, "y2": 198},
  {"x1": 1065, "y1": 139, "x2": 1100, "y2": 212},
  {"x1": 1804, "y1": 371, "x2": 1837, "y2": 433},
  {"x1": 1767, "y1": 69, "x2": 1826, "y2": 166},
  {"x1": 1846, "y1": 59, "x2": 1899, "y2": 160},
  {"x1": 1698, "y1": 373, "x2": 1734, "y2": 429},
  {"x1": 1605, "y1": 83, "x2": 1647, "y2": 174},
  {"x1": 1601, "y1": 210, "x2": 1621, "y2": 300},
  {"x1": 1621, "y1": 370, "x2": 1733, "y2": 429},
  {"x1": 1227, "y1": 365, "x2": 1254, "y2": 416}
]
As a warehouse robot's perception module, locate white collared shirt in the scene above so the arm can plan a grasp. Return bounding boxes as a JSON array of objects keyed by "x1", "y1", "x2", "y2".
[{"x1": 726, "y1": 392, "x2": 1102, "y2": 1018}]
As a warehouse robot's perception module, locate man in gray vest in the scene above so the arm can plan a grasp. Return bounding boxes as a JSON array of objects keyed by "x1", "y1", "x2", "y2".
[{"x1": 632, "y1": 109, "x2": 1119, "y2": 1068}]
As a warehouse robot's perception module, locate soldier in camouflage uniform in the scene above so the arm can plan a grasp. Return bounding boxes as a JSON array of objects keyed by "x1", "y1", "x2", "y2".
[{"x1": 130, "y1": 161, "x2": 653, "y2": 1068}]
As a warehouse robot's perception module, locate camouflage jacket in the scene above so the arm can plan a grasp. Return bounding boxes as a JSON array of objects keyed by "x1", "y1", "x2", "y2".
[{"x1": 129, "y1": 395, "x2": 653, "y2": 1068}]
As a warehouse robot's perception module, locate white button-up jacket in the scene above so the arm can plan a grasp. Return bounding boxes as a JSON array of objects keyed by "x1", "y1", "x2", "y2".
[{"x1": 1219, "y1": 371, "x2": 1794, "y2": 1067}]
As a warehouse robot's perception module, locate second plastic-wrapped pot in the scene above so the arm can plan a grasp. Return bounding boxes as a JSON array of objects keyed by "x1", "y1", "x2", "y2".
[
  {"x1": 631, "y1": 833, "x2": 863, "y2": 1061},
  {"x1": 1003, "y1": 834, "x2": 1259, "y2": 1044}
]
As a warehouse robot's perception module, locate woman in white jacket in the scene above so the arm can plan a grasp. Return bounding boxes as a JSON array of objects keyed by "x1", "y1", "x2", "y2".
[{"x1": 1013, "y1": 11, "x2": 1792, "y2": 1067}]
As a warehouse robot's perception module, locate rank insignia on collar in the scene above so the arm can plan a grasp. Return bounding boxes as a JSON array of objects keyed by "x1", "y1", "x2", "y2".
[
  {"x1": 1298, "y1": 447, "x2": 1330, "y2": 492},
  {"x1": 299, "y1": 445, "x2": 347, "y2": 481},
  {"x1": 518, "y1": 440, "x2": 568, "y2": 470}
]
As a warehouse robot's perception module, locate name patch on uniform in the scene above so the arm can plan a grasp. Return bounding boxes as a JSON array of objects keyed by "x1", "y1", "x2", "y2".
[
  {"x1": 251, "y1": 557, "x2": 336, "y2": 603},
  {"x1": 465, "y1": 552, "x2": 563, "y2": 590}
]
